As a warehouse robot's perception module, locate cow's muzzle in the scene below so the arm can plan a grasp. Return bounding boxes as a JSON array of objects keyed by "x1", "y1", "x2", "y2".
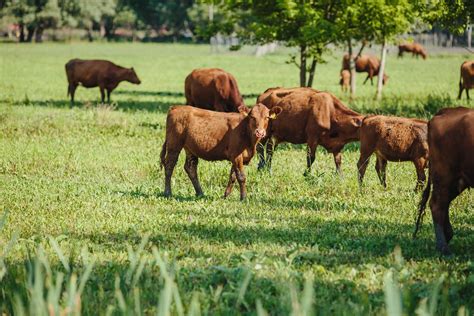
[{"x1": 255, "y1": 129, "x2": 266, "y2": 139}]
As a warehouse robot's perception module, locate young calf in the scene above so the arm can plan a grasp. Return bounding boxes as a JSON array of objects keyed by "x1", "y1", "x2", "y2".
[
  {"x1": 339, "y1": 69, "x2": 350, "y2": 93},
  {"x1": 357, "y1": 115, "x2": 428, "y2": 190},
  {"x1": 160, "y1": 104, "x2": 282, "y2": 200}
]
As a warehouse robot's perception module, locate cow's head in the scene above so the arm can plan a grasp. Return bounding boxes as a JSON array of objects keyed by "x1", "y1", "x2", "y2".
[
  {"x1": 421, "y1": 50, "x2": 428, "y2": 60},
  {"x1": 246, "y1": 103, "x2": 282, "y2": 140},
  {"x1": 127, "y1": 67, "x2": 141, "y2": 85}
]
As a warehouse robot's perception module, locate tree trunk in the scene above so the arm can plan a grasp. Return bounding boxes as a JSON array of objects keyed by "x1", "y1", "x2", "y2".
[
  {"x1": 86, "y1": 27, "x2": 93, "y2": 42},
  {"x1": 299, "y1": 45, "x2": 307, "y2": 87},
  {"x1": 468, "y1": 25, "x2": 472, "y2": 49},
  {"x1": 376, "y1": 40, "x2": 387, "y2": 101},
  {"x1": 19, "y1": 23, "x2": 25, "y2": 42},
  {"x1": 26, "y1": 25, "x2": 35, "y2": 42},
  {"x1": 348, "y1": 39, "x2": 356, "y2": 97},
  {"x1": 35, "y1": 27, "x2": 44, "y2": 43},
  {"x1": 306, "y1": 58, "x2": 317, "y2": 87}
]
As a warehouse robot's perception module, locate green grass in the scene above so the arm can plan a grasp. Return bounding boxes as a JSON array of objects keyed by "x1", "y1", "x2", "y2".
[{"x1": 0, "y1": 43, "x2": 473, "y2": 315}]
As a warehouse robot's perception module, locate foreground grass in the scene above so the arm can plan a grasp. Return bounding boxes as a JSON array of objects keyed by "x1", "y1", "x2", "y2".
[{"x1": 0, "y1": 43, "x2": 473, "y2": 314}]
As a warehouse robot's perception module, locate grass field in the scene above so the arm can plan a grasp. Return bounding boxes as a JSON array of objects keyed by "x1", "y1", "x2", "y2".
[{"x1": 0, "y1": 43, "x2": 473, "y2": 315}]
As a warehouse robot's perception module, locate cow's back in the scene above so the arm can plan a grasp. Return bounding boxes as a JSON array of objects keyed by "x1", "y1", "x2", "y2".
[
  {"x1": 429, "y1": 107, "x2": 474, "y2": 181},
  {"x1": 185, "y1": 68, "x2": 243, "y2": 112},
  {"x1": 361, "y1": 116, "x2": 428, "y2": 161},
  {"x1": 65, "y1": 59, "x2": 116, "y2": 86}
]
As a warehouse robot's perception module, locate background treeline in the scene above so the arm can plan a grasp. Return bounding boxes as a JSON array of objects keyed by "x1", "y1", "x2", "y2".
[
  {"x1": 0, "y1": 0, "x2": 232, "y2": 42},
  {"x1": 0, "y1": 0, "x2": 472, "y2": 45}
]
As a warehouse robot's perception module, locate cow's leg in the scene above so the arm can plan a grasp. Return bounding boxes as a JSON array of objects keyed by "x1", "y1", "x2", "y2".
[
  {"x1": 184, "y1": 153, "x2": 203, "y2": 197},
  {"x1": 68, "y1": 83, "x2": 77, "y2": 105},
  {"x1": 224, "y1": 166, "x2": 237, "y2": 198},
  {"x1": 106, "y1": 89, "x2": 112, "y2": 104},
  {"x1": 357, "y1": 142, "x2": 374, "y2": 186},
  {"x1": 163, "y1": 150, "x2": 180, "y2": 197},
  {"x1": 257, "y1": 140, "x2": 267, "y2": 171},
  {"x1": 466, "y1": 89, "x2": 470, "y2": 100},
  {"x1": 305, "y1": 140, "x2": 318, "y2": 176},
  {"x1": 99, "y1": 86, "x2": 105, "y2": 104},
  {"x1": 430, "y1": 185, "x2": 454, "y2": 255},
  {"x1": 363, "y1": 74, "x2": 370, "y2": 85},
  {"x1": 265, "y1": 138, "x2": 276, "y2": 172},
  {"x1": 458, "y1": 83, "x2": 464, "y2": 100},
  {"x1": 333, "y1": 151, "x2": 343, "y2": 176},
  {"x1": 413, "y1": 159, "x2": 426, "y2": 191},
  {"x1": 375, "y1": 155, "x2": 387, "y2": 188},
  {"x1": 233, "y1": 157, "x2": 247, "y2": 200}
]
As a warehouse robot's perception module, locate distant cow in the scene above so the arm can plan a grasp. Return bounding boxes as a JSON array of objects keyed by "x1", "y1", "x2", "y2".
[
  {"x1": 458, "y1": 60, "x2": 474, "y2": 100},
  {"x1": 342, "y1": 54, "x2": 389, "y2": 86},
  {"x1": 398, "y1": 43, "x2": 428, "y2": 59},
  {"x1": 256, "y1": 87, "x2": 364, "y2": 174},
  {"x1": 339, "y1": 70, "x2": 350, "y2": 92},
  {"x1": 357, "y1": 115, "x2": 429, "y2": 190},
  {"x1": 160, "y1": 104, "x2": 282, "y2": 200},
  {"x1": 65, "y1": 59, "x2": 141, "y2": 105},
  {"x1": 414, "y1": 107, "x2": 474, "y2": 255},
  {"x1": 184, "y1": 68, "x2": 247, "y2": 113}
]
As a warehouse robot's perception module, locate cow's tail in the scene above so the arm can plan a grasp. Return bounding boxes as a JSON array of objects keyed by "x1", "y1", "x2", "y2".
[
  {"x1": 160, "y1": 139, "x2": 167, "y2": 169},
  {"x1": 459, "y1": 62, "x2": 465, "y2": 89},
  {"x1": 413, "y1": 170, "x2": 432, "y2": 238}
]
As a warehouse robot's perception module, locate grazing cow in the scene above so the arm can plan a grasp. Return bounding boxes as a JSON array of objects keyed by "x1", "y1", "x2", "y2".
[
  {"x1": 458, "y1": 60, "x2": 474, "y2": 100},
  {"x1": 357, "y1": 115, "x2": 429, "y2": 190},
  {"x1": 398, "y1": 43, "x2": 428, "y2": 59},
  {"x1": 339, "y1": 70, "x2": 350, "y2": 93},
  {"x1": 256, "y1": 87, "x2": 364, "y2": 174},
  {"x1": 342, "y1": 54, "x2": 389, "y2": 86},
  {"x1": 414, "y1": 107, "x2": 474, "y2": 255},
  {"x1": 160, "y1": 104, "x2": 282, "y2": 200},
  {"x1": 65, "y1": 59, "x2": 141, "y2": 105},
  {"x1": 184, "y1": 68, "x2": 247, "y2": 113}
]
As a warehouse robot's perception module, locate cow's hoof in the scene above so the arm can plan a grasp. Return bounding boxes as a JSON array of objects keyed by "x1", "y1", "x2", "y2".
[{"x1": 438, "y1": 245, "x2": 453, "y2": 257}]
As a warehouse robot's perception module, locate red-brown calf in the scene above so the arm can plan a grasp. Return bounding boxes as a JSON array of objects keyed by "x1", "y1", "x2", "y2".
[
  {"x1": 160, "y1": 104, "x2": 282, "y2": 200},
  {"x1": 357, "y1": 115, "x2": 428, "y2": 190}
]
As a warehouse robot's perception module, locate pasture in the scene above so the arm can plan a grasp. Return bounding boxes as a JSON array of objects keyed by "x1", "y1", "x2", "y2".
[{"x1": 0, "y1": 43, "x2": 473, "y2": 314}]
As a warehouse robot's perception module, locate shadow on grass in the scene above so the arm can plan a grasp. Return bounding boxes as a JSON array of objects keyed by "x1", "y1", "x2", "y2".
[
  {"x1": 115, "y1": 89, "x2": 262, "y2": 99},
  {"x1": 2, "y1": 98, "x2": 174, "y2": 113}
]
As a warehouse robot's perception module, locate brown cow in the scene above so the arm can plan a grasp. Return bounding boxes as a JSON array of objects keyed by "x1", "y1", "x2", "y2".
[
  {"x1": 256, "y1": 87, "x2": 364, "y2": 174},
  {"x1": 339, "y1": 70, "x2": 350, "y2": 93},
  {"x1": 458, "y1": 60, "x2": 474, "y2": 100},
  {"x1": 65, "y1": 59, "x2": 141, "y2": 105},
  {"x1": 342, "y1": 54, "x2": 389, "y2": 86},
  {"x1": 184, "y1": 68, "x2": 246, "y2": 113},
  {"x1": 414, "y1": 107, "x2": 474, "y2": 255},
  {"x1": 160, "y1": 104, "x2": 282, "y2": 200},
  {"x1": 398, "y1": 43, "x2": 428, "y2": 59},
  {"x1": 357, "y1": 115, "x2": 429, "y2": 190}
]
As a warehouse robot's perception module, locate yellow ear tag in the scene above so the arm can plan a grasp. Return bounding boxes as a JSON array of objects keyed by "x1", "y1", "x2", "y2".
[{"x1": 269, "y1": 113, "x2": 277, "y2": 119}]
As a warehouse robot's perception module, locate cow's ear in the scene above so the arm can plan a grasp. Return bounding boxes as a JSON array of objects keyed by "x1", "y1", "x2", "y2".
[
  {"x1": 131, "y1": 67, "x2": 135, "y2": 71},
  {"x1": 238, "y1": 105, "x2": 249, "y2": 116},
  {"x1": 269, "y1": 106, "x2": 282, "y2": 119},
  {"x1": 353, "y1": 117, "x2": 363, "y2": 127},
  {"x1": 311, "y1": 94, "x2": 331, "y2": 130}
]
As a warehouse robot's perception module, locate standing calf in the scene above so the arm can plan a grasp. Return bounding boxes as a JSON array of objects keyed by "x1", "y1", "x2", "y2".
[
  {"x1": 65, "y1": 59, "x2": 141, "y2": 105},
  {"x1": 160, "y1": 104, "x2": 282, "y2": 200},
  {"x1": 458, "y1": 60, "x2": 474, "y2": 100},
  {"x1": 357, "y1": 115, "x2": 428, "y2": 190},
  {"x1": 339, "y1": 70, "x2": 350, "y2": 93},
  {"x1": 414, "y1": 107, "x2": 474, "y2": 255}
]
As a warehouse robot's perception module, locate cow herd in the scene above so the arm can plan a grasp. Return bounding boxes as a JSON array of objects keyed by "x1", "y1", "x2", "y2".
[{"x1": 63, "y1": 47, "x2": 473, "y2": 255}]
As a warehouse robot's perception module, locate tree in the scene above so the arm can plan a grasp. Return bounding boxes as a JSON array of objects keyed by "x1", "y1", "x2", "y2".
[{"x1": 225, "y1": 0, "x2": 339, "y2": 87}]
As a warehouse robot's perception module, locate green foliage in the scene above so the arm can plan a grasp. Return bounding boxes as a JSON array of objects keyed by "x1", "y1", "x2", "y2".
[{"x1": 417, "y1": 0, "x2": 473, "y2": 34}]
